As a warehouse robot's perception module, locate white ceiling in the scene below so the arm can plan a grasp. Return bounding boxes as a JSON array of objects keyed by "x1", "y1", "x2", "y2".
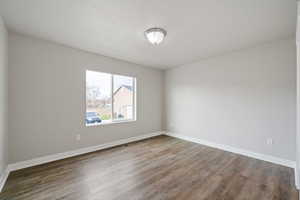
[{"x1": 0, "y1": 0, "x2": 297, "y2": 69}]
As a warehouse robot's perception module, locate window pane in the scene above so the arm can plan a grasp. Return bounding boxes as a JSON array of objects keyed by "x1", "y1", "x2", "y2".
[
  {"x1": 113, "y1": 75, "x2": 134, "y2": 120},
  {"x1": 86, "y1": 70, "x2": 112, "y2": 125}
]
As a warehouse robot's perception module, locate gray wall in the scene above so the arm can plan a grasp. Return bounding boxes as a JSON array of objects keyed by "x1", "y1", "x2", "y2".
[
  {"x1": 165, "y1": 39, "x2": 296, "y2": 161},
  {"x1": 7, "y1": 31, "x2": 297, "y2": 164},
  {"x1": 296, "y1": 1, "x2": 300, "y2": 186},
  {"x1": 8, "y1": 32, "x2": 164, "y2": 163},
  {"x1": 0, "y1": 17, "x2": 8, "y2": 174}
]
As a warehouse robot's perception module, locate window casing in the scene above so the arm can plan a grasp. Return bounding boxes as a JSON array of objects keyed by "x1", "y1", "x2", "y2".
[{"x1": 86, "y1": 70, "x2": 136, "y2": 126}]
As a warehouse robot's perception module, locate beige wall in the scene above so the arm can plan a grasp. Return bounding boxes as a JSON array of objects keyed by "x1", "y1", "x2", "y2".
[
  {"x1": 8, "y1": 32, "x2": 164, "y2": 163},
  {"x1": 0, "y1": 16, "x2": 8, "y2": 174},
  {"x1": 165, "y1": 39, "x2": 296, "y2": 161}
]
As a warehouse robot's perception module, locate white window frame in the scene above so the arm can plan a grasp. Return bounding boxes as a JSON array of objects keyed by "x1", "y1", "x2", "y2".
[{"x1": 86, "y1": 70, "x2": 137, "y2": 127}]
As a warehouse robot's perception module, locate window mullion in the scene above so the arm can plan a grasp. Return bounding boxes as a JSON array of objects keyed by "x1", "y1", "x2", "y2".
[
  {"x1": 111, "y1": 74, "x2": 114, "y2": 122},
  {"x1": 133, "y1": 78, "x2": 136, "y2": 120}
]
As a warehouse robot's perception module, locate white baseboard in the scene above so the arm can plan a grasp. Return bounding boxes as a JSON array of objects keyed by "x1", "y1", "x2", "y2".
[
  {"x1": 0, "y1": 167, "x2": 9, "y2": 192},
  {"x1": 165, "y1": 132, "x2": 295, "y2": 168},
  {"x1": 165, "y1": 132, "x2": 300, "y2": 190},
  {"x1": 3, "y1": 131, "x2": 298, "y2": 192},
  {"x1": 7, "y1": 131, "x2": 164, "y2": 172}
]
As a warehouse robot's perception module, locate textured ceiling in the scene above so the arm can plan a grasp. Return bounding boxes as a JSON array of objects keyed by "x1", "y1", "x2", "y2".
[{"x1": 0, "y1": 0, "x2": 297, "y2": 69}]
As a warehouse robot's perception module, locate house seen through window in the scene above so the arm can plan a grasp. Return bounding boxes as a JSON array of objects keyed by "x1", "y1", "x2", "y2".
[{"x1": 86, "y1": 70, "x2": 136, "y2": 125}]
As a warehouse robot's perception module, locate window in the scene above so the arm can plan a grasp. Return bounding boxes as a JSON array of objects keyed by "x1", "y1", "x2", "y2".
[{"x1": 86, "y1": 70, "x2": 136, "y2": 126}]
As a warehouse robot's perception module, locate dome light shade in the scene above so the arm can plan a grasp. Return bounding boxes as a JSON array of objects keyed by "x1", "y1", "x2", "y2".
[{"x1": 144, "y1": 28, "x2": 167, "y2": 45}]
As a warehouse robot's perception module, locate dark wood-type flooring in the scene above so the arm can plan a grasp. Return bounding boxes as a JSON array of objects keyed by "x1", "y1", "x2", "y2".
[{"x1": 0, "y1": 135, "x2": 298, "y2": 200}]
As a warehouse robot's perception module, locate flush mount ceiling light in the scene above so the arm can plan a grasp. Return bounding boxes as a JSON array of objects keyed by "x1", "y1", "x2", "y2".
[{"x1": 144, "y1": 27, "x2": 167, "y2": 45}]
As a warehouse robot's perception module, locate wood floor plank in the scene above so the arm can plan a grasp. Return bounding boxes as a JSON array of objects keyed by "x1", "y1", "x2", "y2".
[{"x1": 0, "y1": 136, "x2": 298, "y2": 200}]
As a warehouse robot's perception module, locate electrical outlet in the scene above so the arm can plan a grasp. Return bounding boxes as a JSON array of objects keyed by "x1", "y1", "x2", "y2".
[
  {"x1": 76, "y1": 134, "x2": 81, "y2": 141},
  {"x1": 267, "y1": 138, "x2": 273, "y2": 145}
]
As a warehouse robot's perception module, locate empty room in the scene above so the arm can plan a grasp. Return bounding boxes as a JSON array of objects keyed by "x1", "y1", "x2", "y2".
[{"x1": 0, "y1": 0, "x2": 300, "y2": 199}]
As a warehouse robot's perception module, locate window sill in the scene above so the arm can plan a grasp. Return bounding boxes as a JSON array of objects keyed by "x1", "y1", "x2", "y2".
[{"x1": 86, "y1": 119, "x2": 136, "y2": 127}]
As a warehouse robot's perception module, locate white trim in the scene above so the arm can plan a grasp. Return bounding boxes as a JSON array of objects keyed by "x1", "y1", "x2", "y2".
[
  {"x1": 295, "y1": 167, "x2": 300, "y2": 190},
  {"x1": 165, "y1": 132, "x2": 295, "y2": 168},
  {"x1": 133, "y1": 77, "x2": 136, "y2": 121},
  {"x1": 8, "y1": 131, "x2": 164, "y2": 172},
  {"x1": 0, "y1": 167, "x2": 9, "y2": 192},
  {"x1": 111, "y1": 73, "x2": 114, "y2": 120}
]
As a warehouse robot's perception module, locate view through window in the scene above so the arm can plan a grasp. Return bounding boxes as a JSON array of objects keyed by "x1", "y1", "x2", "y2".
[{"x1": 86, "y1": 70, "x2": 135, "y2": 125}]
